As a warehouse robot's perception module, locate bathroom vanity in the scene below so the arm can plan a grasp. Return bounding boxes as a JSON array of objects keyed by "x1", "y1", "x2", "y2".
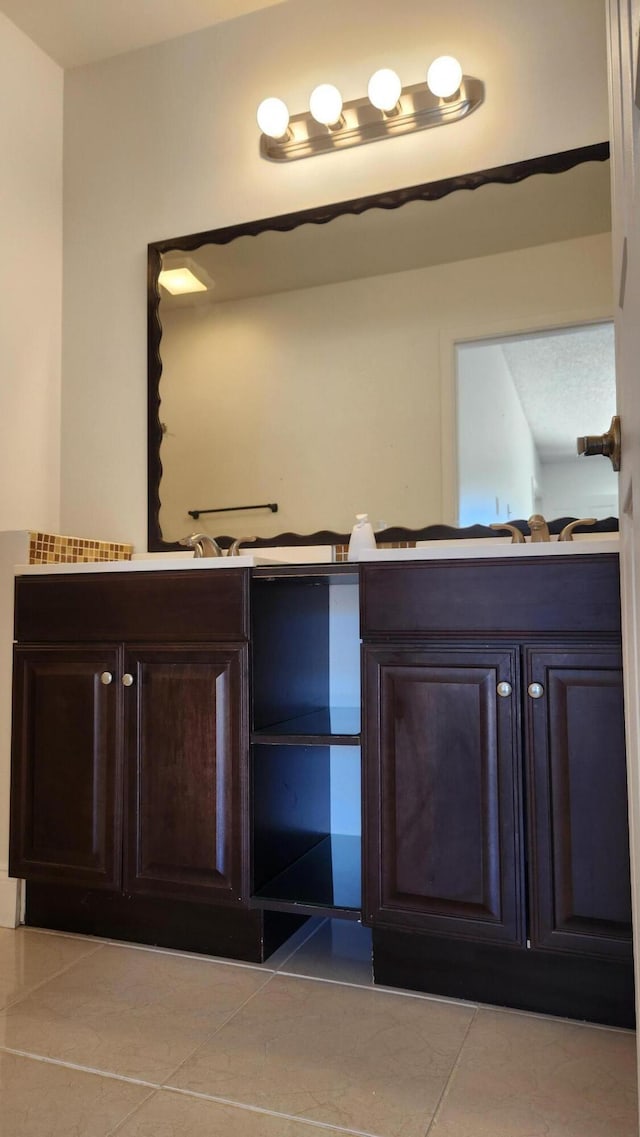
[{"x1": 8, "y1": 548, "x2": 634, "y2": 1027}]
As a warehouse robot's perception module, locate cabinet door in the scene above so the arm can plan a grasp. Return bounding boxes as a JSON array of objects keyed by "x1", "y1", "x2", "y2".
[
  {"x1": 124, "y1": 644, "x2": 248, "y2": 905},
  {"x1": 10, "y1": 645, "x2": 121, "y2": 889},
  {"x1": 525, "y1": 647, "x2": 632, "y2": 960},
  {"x1": 363, "y1": 647, "x2": 523, "y2": 944}
]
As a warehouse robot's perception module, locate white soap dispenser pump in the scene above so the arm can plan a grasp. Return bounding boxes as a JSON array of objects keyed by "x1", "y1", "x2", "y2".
[{"x1": 347, "y1": 513, "x2": 377, "y2": 562}]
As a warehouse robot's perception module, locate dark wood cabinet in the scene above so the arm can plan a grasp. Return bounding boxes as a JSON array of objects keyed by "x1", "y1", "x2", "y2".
[
  {"x1": 525, "y1": 647, "x2": 632, "y2": 960},
  {"x1": 363, "y1": 647, "x2": 523, "y2": 945},
  {"x1": 360, "y1": 555, "x2": 634, "y2": 1026},
  {"x1": 364, "y1": 639, "x2": 632, "y2": 964},
  {"x1": 10, "y1": 571, "x2": 260, "y2": 959},
  {"x1": 10, "y1": 639, "x2": 249, "y2": 907},
  {"x1": 124, "y1": 644, "x2": 247, "y2": 905},
  {"x1": 10, "y1": 568, "x2": 348, "y2": 961},
  {"x1": 9, "y1": 556, "x2": 634, "y2": 1023},
  {"x1": 10, "y1": 645, "x2": 121, "y2": 890}
]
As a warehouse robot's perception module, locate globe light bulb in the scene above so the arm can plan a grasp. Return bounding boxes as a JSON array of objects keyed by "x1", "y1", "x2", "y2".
[
  {"x1": 426, "y1": 56, "x2": 463, "y2": 99},
  {"x1": 367, "y1": 68, "x2": 402, "y2": 113},
  {"x1": 309, "y1": 83, "x2": 344, "y2": 127},
  {"x1": 256, "y1": 97, "x2": 290, "y2": 139}
]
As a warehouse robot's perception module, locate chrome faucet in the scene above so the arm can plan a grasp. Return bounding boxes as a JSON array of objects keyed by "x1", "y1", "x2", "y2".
[
  {"x1": 558, "y1": 518, "x2": 597, "y2": 542},
  {"x1": 527, "y1": 514, "x2": 551, "y2": 542},
  {"x1": 229, "y1": 536, "x2": 257, "y2": 557},
  {"x1": 179, "y1": 533, "x2": 223, "y2": 558},
  {"x1": 490, "y1": 523, "x2": 525, "y2": 543}
]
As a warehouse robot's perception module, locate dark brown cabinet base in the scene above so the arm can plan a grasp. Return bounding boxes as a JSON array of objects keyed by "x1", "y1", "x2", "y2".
[
  {"x1": 25, "y1": 882, "x2": 307, "y2": 963},
  {"x1": 372, "y1": 927, "x2": 635, "y2": 1029}
]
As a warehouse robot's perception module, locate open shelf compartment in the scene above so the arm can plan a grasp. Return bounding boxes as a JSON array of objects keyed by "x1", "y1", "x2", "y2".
[
  {"x1": 251, "y1": 834, "x2": 361, "y2": 918},
  {"x1": 250, "y1": 575, "x2": 362, "y2": 919}
]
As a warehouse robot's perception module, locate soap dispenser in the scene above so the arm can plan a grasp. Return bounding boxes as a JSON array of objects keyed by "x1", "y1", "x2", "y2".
[{"x1": 347, "y1": 513, "x2": 377, "y2": 562}]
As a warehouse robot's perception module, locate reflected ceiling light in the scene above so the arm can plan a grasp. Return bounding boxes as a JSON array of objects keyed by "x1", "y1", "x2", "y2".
[
  {"x1": 309, "y1": 83, "x2": 344, "y2": 128},
  {"x1": 256, "y1": 97, "x2": 291, "y2": 139},
  {"x1": 367, "y1": 68, "x2": 402, "y2": 114},
  {"x1": 426, "y1": 56, "x2": 463, "y2": 98},
  {"x1": 257, "y1": 57, "x2": 483, "y2": 162},
  {"x1": 158, "y1": 266, "x2": 208, "y2": 295}
]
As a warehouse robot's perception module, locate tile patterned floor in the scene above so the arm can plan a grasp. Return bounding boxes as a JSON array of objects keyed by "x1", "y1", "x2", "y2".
[{"x1": 0, "y1": 921, "x2": 636, "y2": 1137}]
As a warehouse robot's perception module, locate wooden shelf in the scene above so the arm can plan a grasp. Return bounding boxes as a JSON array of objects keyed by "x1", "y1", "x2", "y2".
[
  {"x1": 252, "y1": 707, "x2": 361, "y2": 745},
  {"x1": 251, "y1": 834, "x2": 361, "y2": 918},
  {"x1": 252, "y1": 564, "x2": 359, "y2": 583}
]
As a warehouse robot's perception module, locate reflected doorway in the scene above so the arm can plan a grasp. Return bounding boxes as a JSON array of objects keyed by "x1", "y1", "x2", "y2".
[{"x1": 456, "y1": 322, "x2": 617, "y2": 527}]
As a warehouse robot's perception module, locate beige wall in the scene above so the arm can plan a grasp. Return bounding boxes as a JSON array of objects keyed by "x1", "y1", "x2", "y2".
[
  {"x1": 60, "y1": 0, "x2": 609, "y2": 548},
  {"x1": 0, "y1": 12, "x2": 62, "y2": 532},
  {"x1": 0, "y1": 12, "x2": 62, "y2": 922}
]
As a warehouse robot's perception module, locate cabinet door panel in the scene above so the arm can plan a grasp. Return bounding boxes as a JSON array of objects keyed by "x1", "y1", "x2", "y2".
[
  {"x1": 124, "y1": 645, "x2": 248, "y2": 905},
  {"x1": 364, "y1": 647, "x2": 523, "y2": 944},
  {"x1": 10, "y1": 646, "x2": 121, "y2": 888},
  {"x1": 526, "y1": 648, "x2": 632, "y2": 960}
]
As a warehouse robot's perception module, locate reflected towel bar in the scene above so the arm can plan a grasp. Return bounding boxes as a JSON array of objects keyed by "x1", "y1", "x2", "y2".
[{"x1": 188, "y1": 502, "x2": 279, "y2": 519}]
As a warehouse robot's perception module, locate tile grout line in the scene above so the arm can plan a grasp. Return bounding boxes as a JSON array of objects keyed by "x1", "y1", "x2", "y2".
[
  {"x1": 13, "y1": 923, "x2": 474, "y2": 1008},
  {"x1": 0, "y1": 939, "x2": 108, "y2": 1013},
  {"x1": 104, "y1": 1088, "x2": 161, "y2": 1137},
  {"x1": 0, "y1": 1045, "x2": 161, "y2": 1088},
  {"x1": 22, "y1": 925, "x2": 626, "y2": 1030},
  {"x1": 18, "y1": 926, "x2": 635, "y2": 1033},
  {"x1": 21, "y1": 930, "x2": 474, "y2": 1011},
  {"x1": 19, "y1": 923, "x2": 320, "y2": 980},
  {"x1": 163, "y1": 1085, "x2": 385, "y2": 1137},
  {"x1": 14, "y1": 925, "x2": 112, "y2": 945},
  {"x1": 423, "y1": 1005, "x2": 479, "y2": 1136},
  {"x1": 101, "y1": 916, "x2": 329, "y2": 974},
  {"x1": 21, "y1": 924, "x2": 275, "y2": 973},
  {"x1": 155, "y1": 966, "x2": 281, "y2": 1088},
  {"x1": 472, "y1": 996, "x2": 636, "y2": 1034},
  {"x1": 1, "y1": 1042, "x2": 377, "y2": 1136},
  {"x1": 268, "y1": 967, "x2": 478, "y2": 1009},
  {"x1": 271, "y1": 917, "x2": 330, "y2": 971},
  {"x1": 100, "y1": 937, "x2": 278, "y2": 973},
  {"x1": 277, "y1": 970, "x2": 376, "y2": 991}
]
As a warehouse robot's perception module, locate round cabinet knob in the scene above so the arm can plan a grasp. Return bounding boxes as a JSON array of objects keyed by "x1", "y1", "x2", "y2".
[
  {"x1": 121, "y1": 673, "x2": 134, "y2": 687},
  {"x1": 99, "y1": 672, "x2": 113, "y2": 686},
  {"x1": 528, "y1": 682, "x2": 545, "y2": 699},
  {"x1": 496, "y1": 681, "x2": 512, "y2": 697}
]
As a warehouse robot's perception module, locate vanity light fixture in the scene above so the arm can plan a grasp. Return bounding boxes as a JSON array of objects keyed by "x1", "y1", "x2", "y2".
[
  {"x1": 258, "y1": 56, "x2": 483, "y2": 161},
  {"x1": 158, "y1": 265, "x2": 209, "y2": 296},
  {"x1": 308, "y1": 83, "x2": 345, "y2": 129},
  {"x1": 426, "y1": 55, "x2": 463, "y2": 98},
  {"x1": 367, "y1": 68, "x2": 403, "y2": 115},
  {"x1": 256, "y1": 96, "x2": 291, "y2": 140}
]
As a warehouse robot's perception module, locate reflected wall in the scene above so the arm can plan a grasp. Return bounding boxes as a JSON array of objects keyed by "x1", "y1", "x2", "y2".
[{"x1": 158, "y1": 231, "x2": 613, "y2": 541}]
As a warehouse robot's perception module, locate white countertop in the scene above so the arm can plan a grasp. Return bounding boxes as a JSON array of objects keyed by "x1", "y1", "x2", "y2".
[
  {"x1": 14, "y1": 534, "x2": 619, "y2": 575},
  {"x1": 15, "y1": 553, "x2": 286, "y2": 575},
  {"x1": 358, "y1": 535, "x2": 620, "y2": 561}
]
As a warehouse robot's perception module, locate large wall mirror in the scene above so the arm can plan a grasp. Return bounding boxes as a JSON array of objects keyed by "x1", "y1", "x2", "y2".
[{"x1": 148, "y1": 142, "x2": 614, "y2": 549}]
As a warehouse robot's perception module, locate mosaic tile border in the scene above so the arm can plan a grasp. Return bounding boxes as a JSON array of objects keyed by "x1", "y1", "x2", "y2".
[
  {"x1": 29, "y1": 532, "x2": 133, "y2": 565},
  {"x1": 335, "y1": 540, "x2": 416, "y2": 563}
]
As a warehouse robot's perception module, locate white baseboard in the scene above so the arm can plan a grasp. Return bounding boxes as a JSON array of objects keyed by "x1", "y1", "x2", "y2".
[{"x1": 0, "y1": 865, "x2": 21, "y2": 927}]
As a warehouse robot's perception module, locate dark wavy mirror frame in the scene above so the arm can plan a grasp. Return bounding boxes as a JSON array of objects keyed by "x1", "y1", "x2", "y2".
[{"x1": 148, "y1": 140, "x2": 613, "y2": 551}]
